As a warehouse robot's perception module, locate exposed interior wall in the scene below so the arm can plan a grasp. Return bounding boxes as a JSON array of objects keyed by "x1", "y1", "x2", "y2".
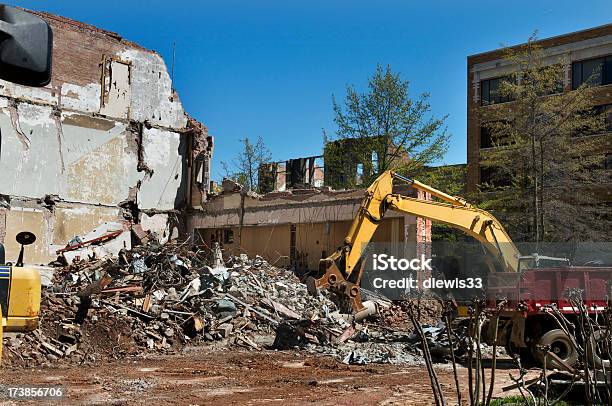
[
  {"x1": 0, "y1": 10, "x2": 212, "y2": 264},
  {"x1": 189, "y1": 184, "x2": 426, "y2": 272},
  {"x1": 258, "y1": 156, "x2": 324, "y2": 193},
  {"x1": 194, "y1": 217, "x2": 406, "y2": 271}
]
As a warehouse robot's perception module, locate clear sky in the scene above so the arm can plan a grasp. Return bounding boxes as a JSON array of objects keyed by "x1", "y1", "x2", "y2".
[{"x1": 9, "y1": 0, "x2": 612, "y2": 180}]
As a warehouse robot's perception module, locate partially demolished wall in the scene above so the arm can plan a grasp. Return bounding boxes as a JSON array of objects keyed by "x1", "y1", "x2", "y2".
[
  {"x1": 0, "y1": 11, "x2": 212, "y2": 264},
  {"x1": 189, "y1": 184, "x2": 431, "y2": 271}
]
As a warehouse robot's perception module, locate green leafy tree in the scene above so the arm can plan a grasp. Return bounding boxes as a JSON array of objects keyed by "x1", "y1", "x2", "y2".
[
  {"x1": 478, "y1": 35, "x2": 610, "y2": 243},
  {"x1": 222, "y1": 136, "x2": 272, "y2": 193},
  {"x1": 325, "y1": 64, "x2": 450, "y2": 189}
]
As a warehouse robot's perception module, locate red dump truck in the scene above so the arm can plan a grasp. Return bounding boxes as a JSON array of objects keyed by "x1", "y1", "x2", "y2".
[{"x1": 484, "y1": 266, "x2": 612, "y2": 369}]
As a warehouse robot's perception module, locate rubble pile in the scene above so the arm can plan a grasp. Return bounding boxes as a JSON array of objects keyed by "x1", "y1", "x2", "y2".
[
  {"x1": 2, "y1": 233, "x2": 457, "y2": 368},
  {"x1": 291, "y1": 318, "x2": 451, "y2": 365},
  {"x1": 2, "y1": 241, "x2": 338, "y2": 367}
]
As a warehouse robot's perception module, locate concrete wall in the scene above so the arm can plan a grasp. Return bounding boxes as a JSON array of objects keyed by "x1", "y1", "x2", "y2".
[
  {"x1": 194, "y1": 218, "x2": 405, "y2": 271},
  {"x1": 0, "y1": 11, "x2": 211, "y2": 264},
  {"x1": 189, "y1": 185, "x2": 425, "y2": 271}
]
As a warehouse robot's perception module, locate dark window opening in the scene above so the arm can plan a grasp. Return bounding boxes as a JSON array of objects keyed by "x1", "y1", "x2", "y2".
[
  {"x1": 605, "y1": 154, "x2": 612, "y2": 170},
  {"x1": 480, "y1": 126, "x2": 493, "y2": 148},
  {"x1": 572, "y1": 55, "x2": 612, "y2": 89},
  {"x1": 223, "y1": 229, "x2": 234, "y2": 244},
  {"x1": 480, "y1": 121, "x2": 512, "y2": 148},
  {"x1": 481, "y1": 76, "x2": 512, "y2": 106},
  {"x1": 480, "y1": 166, "x2": 511, "y2": 188}
]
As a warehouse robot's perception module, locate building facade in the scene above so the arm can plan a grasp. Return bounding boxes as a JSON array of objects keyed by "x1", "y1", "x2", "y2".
[
  {"x1": 0, "y1": 10, "x2": 212, "y2": 264},
  {"x1": 188, "y1": 183, "x2": 431, "y2": 272},
  {"x1": 467, "y1": 23, "x2": 612, "y2": 195}
]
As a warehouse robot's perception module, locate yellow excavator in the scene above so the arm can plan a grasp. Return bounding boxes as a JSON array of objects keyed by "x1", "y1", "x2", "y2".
[
  {"x1": 0, "y1": 5, "x2": 53, "y2": 361},
  {"x1": 306, "y1": 169, "x2": 521, "y2": 313},
  {"x1": 307, "y1": 170, "x2": 612, "y2": 369}
]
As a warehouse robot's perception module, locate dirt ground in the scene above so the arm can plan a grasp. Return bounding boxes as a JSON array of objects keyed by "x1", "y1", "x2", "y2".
[{"x1": 0, "y1": 346, "x2": 529, "y2": 406}]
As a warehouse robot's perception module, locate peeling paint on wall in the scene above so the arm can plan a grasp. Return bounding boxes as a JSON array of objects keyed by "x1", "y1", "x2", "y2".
[
  {"x1": 139, "y1": 127, "x2": 186, "y2": 210},
  {"x1": 120, "y1": 49, "x2": 187, "y2": 129},
  {"x1": 0, "y1": 105, "x2": 63, "y2": 197},
  {"x1": 0, "y1": 9, "x2": 211, "y2": 264},
  {"x1": 60, "y1": 83, "x2": 101, "y2": 113},
  {"x1": 100, "y1": 59, "x2": 131, "y2": 119},
  {"x1": 0, "y1": 80, "x2": 57, "y2": 106}
]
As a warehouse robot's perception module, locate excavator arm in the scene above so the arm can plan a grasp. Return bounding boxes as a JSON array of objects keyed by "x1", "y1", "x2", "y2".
[{"x1": 306, "y1": 170, "x2": 521, "y2": 313}]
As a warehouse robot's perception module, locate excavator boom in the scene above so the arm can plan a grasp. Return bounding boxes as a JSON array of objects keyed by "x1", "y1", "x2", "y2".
[{"x1": 306, "y1": 170, "x2": 521, "y2": 313}]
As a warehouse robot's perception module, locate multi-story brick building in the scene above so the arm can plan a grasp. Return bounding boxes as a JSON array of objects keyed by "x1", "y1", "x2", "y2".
[{"x1": 467, "y1": 23, "x2": 612, "y2": 194}]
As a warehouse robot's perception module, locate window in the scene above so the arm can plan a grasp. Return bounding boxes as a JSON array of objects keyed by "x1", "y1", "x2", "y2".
[
  {"x1": 479, "y1": 166, "x2": 511, "y2": 188},
  {"x1": 572, "y1": 55, "x2": 612, "y2": 89},
  {"x1": 371, "y1": 151, "x2": 379, "y2": 174},
  {"x1": 605, "y1": 154, "x2": 612, "y2": 170},
  {"x1": 480, "y1": 126, "x2": 493, "y2": 149},
  {"x1": 480, "y1": 121, "x2": 512, "y2": 148},
  {"x1": 481, "y1": 76, "x2": 512, "y2": 106},
  {"x1": 355, "y1": 163, "x2": 364, "y2": 185},
  {"x1": 223, "y1": 229, "x2": 234, "y2": 244}
]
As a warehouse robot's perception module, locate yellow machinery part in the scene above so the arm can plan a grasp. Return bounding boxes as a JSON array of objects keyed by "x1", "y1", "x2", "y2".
[
  {"x1": 309, "y1": 170, "x2": 522, "y2": 313},
  {"x1": 5, "y1": 267, "x2": 40, "y2": 332}
]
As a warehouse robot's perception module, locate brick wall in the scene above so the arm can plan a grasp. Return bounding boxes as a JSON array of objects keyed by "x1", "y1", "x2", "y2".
[{"x1": 466, "y1": 23, "x2": 612, "y2": 193}]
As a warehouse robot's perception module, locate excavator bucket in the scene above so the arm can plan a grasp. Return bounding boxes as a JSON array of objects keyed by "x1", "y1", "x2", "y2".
[{"x1": 306, "y1": 257, "x2": 365, "y2": 313}]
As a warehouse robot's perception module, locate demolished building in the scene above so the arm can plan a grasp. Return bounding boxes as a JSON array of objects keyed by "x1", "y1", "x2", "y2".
[
  {"x1": 0, "y1": 11, "x2": 212, "y2": 264},
  {"x1": 258, "y1": 156, "x2": 324, "y2": 193},
  {"x1": 190, "y1": 176, "x2": 431, "y2": 273},
  {"x1": 212, "y1": 140, "x2": 430, "y2": 273}
]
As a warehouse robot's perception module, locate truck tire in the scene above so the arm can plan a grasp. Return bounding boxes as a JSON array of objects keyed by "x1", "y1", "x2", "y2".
[
  {"x1": 531, "y1": 329, "x2": 578, "y2": 370},
  {"x1": 586, "y1": 329, "x2": 611, "y2": 369}
]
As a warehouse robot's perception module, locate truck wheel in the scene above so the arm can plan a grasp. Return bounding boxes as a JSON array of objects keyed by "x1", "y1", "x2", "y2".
[
  {"x1": 586, "y1": 329, "x2": 611, "y2": 369},
  {"x1": 531, "y1": 329, "x2": 578, "y2": 370}
]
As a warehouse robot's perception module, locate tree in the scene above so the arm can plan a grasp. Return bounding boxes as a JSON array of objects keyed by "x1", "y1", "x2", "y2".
[
  {"x1": 221, "y1": 136, "x2": 272, "y2": 193},
  {"x1": 324, "y1": 64, "x2": 450, "y2": 189},
  {"x1": 478, "y1": 34, "x2": 610, "y2": 243}
]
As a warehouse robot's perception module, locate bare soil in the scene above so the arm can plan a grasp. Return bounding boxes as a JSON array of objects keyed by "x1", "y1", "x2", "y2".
[{"x1": 0, "y1": 346, "x2": 529, "y2": 405}]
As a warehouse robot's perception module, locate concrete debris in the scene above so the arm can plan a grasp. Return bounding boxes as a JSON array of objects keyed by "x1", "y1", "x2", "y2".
[
  {"x1": 222, "y1": 178, "x2": 243, "y2": 193},
  {"x1": 342, "y1": 350, "x2": 370, "y2": 365},
  {"x1": 2, "y1": 240, "x2": 337, "y2": 367},
  {"x1": 2, "y1": 237, "x2": 461, "y2": 368}
]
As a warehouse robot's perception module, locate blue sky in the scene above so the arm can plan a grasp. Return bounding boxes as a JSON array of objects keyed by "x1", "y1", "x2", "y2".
[{"x1": 10, "y1": 0, "x2": 612, "y2": 180}]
